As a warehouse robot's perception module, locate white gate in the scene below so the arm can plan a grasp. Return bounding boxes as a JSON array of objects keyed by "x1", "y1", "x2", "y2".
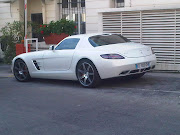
[{"x1": 102, "y1": 9, "x2": 180, "y2": 71}]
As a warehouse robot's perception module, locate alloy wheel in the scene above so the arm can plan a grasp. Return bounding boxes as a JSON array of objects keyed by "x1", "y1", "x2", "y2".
[
  {"x1": 14, "y1": 60, "x2": 30, "y2": 81},
  {"x1": 77, "y1": 62, "x2": 95, "y2": 87}
]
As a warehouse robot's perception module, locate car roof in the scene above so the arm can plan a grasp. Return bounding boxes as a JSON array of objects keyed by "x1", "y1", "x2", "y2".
[{"x1": 66, "y1": 33, "x2": 113, "y2": 39}]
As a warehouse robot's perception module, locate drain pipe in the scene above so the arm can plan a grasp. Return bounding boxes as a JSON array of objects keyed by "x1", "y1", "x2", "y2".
[{"x1": 24, "y1": 0, "x2": 28, "y2": 52}]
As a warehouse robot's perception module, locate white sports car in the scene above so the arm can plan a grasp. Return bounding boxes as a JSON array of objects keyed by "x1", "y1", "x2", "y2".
[{"x1": 12, "y1": 33, "x2": 156, "y2": 88}]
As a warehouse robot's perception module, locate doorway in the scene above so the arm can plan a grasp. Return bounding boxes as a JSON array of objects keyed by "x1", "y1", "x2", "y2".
[{"x1": 31, "y1": 13, "x2": 43, "y2": 42}]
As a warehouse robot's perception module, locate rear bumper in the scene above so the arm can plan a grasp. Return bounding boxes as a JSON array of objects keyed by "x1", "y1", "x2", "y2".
[{"x1": 96, "y1": 54, "x2": 156, "y2": 79}]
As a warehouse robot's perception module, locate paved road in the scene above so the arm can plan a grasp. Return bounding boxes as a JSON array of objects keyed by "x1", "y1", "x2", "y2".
[{"x1": 0, "y1": 65, "x2": 180, "y2": 135}]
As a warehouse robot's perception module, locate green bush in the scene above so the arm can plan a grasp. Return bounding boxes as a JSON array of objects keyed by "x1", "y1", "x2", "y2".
[
  {"x1": 0, "y1": 21, "x2": 31, "y2": 64},
  {"x1": 3, "y1": 37, "x2": 16, "y2": 64},
  {"x1": 38, "y1": 19, "x2": 77, "y2": 36}
]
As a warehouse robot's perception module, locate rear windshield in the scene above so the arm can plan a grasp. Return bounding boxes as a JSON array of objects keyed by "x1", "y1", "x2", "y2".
[{"x1": 89, "y1": 34, "x2": 131, "y2": 47}]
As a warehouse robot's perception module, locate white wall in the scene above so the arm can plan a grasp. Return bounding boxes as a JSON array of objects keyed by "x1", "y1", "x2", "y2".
[
  {"x1": 86, "y1": 0, "x2": 180, "y2": 33},
  {"x1": 27, "y1": 0, "x2": 56, "y2": 24},
  {"x1": 125, "y1": 0, "x2": 180, "y2": 7},
  {"x1": 86, "y1": 0, "x2": 112, "y2": 33},
  {"x1": 0, "y1": 0, "x2": 57, "y2": 33},
  {"x1": 0, "y1": 1, "x2": 20, "y2": 36},
  {"x1": 44, "y1": 0, "x2": 56, "y2": 23}
]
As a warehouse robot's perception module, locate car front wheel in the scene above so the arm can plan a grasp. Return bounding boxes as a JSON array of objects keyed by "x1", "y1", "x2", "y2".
[{"x1": 13, "y1": 59, "x2": 31, "y2": 82}]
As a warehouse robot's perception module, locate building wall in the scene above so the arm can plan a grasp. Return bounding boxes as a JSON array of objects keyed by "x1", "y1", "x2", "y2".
[
  {"x1": 44, "y1": 0, "x2": 57, "y2": 24},
  {"x1": 29, "y1": 0, "x2": 42, "y2": 14},
  {"x1": 0, "y1": 1, "x2": 20, "y2": 36},
  {"x1": 86, "y1": 0, "x2": 180, "y2": 33},
  {"x1": 27, "y1": 0, "x2": 57, "y2": 24},
  {"x1": 26, "y1": 0, "x2": 42, "y2": 22},
  {"x1": 86, "y1": 0, "x2": 112, "y2": 33},
  {"x1": 0, "y1": 0, "x2": 57, "y2": 34},
  {"x1": 125, "y1": 0, "x2": 180, "y2": 7}
]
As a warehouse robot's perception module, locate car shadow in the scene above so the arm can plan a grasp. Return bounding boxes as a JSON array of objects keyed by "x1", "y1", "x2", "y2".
[
  {"x1": 29, "y1": 75, "x2": 160, "y2": 90},
  {"x1": 100, "y1": 76, "x2": 153, "y2": 88},
  {"x1": 31, "y1": 78, "x2": 80, "y2": 87}
]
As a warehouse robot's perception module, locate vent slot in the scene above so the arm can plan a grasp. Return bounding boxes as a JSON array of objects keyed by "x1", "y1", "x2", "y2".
[
  {"x1": 120, "y1": 70, "x2": 129, "y2": 75},
  {"x1": 33, "y1": 60, "x2": 40, "y2": 70},
  {"x1": 130, "y1": 69, "x2": 140, "y2": 74}
]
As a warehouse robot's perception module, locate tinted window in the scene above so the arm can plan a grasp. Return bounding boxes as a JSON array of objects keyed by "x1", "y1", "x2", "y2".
[
  {"x1": 89, "y1": 34, "x2": 130, "y2": 47},
  {"x1": 55, "y1": 38, "x2": 80, "y2": 50}
]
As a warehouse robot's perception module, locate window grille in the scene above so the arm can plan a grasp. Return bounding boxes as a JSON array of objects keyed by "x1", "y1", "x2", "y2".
[
  {"x1": 115, "y1": 0, "x2": 124, "y2": 8},
  {"x1": 71, "y1": 0, "x2": 77, "y2": 8},
  {"x1": 58, "y1": 0, "x2": 86, "y2": 34}
]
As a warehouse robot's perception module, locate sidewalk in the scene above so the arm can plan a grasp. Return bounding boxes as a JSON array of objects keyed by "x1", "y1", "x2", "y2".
[{"x1": 0, "y1": 64, "x2": 13, "y2": 78}]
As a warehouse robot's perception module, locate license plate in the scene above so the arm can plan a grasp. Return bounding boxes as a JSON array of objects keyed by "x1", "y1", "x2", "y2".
[{"x1": 136, "y1": 62, "x2": 150, "y2": 69}]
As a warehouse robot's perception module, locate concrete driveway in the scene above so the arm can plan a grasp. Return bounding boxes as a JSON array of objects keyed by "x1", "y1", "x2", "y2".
[{"x1": 0, "y1": 64, "x2": 180, "y2": 135}]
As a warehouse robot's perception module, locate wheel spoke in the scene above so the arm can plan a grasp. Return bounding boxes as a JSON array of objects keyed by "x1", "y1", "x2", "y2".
[
  {"x1": 84, "y1": 77, "x2": 87, "y2": 85},
  {"x1": 17, "y1": 73, "x2": 21, "y2": 78},
  {"x1": 18, "y1": 63, "x2": 21, "y2": 69},
  {"x1": 88, "y1": 77, "x2": 92, "y2": 83},
  {"x1": 22, "y1": 64, "x2": 26, "y2": 70},
  {"x1": 22, "y1": 69, "x2": 28, "y2": 73},
  {"x1": 89, "y1": 72, "x2": 94, "y2": 75},
  {"x1": 87, "y1": 65, "x2": 91, "y2": 71},
  {"x1": 14, "y1": 71, "x2": 19, "y2": 76},
  {"x1": 14, "y1": 66, "x2": 19, "y2": 71},
  {"x1": 78, "y1": 69, "x2": 84, "y2": 74},
  {"x1": 82, "y1": 63, "x2": 86, "y2": 71},
  {"x1": 21, "y1": 73, "x2": 26, "y2": 79}
]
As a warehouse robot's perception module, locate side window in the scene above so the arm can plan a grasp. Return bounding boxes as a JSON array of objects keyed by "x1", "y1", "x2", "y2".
[{"x1": 55, "y1": 38, "x2": 80, "y2": 50}]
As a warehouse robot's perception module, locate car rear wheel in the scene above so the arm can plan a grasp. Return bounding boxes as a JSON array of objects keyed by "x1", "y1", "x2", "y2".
[
  {"x1": 13, "y1": 59, "x2": 31, "y2": 82},
  {"x1": 76, "y1": 60, "x2": 101, "y2": 88}
]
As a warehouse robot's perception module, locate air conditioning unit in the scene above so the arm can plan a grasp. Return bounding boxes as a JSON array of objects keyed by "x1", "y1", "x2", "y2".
[{"x1": 0, "y1": 0, "x2": 16, "y2": 3}]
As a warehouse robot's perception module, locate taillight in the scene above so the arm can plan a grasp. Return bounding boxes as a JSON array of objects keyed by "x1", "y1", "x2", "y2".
[{"x1": 100, "y1": 54, "x2": 125, "y2": 59}]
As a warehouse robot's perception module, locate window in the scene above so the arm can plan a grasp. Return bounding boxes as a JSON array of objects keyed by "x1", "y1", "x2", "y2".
[
  {"x1": 55, "y1": 38, "x2": 80, "y2": 50},
  {"x1": 81, "y1": 0, "x2": 85, "y2": 7},
  {"x1": 62, "y1": 14, "x2": 70, "y2": 20},
  {"x1": 62, "y1": 0, "x2": 68, "y2": 8},
  {"x1": 89, "y1": 34, "x2": 130, "y2": 47},
  {"x1": 58, "y1": 0, "x2": 86, "y2": 34},
  {"x1": 116, "y1": 0, "x2": 124, "y2": 8},
  {"x1": 71, "y1": 0, "x2": 77, "y2": 7}
]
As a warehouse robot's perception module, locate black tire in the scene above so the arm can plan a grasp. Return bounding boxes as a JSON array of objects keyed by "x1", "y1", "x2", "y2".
[
  {"x1": 13, "y1": 59, "x2": 31, "y2": 82},
  {"x1": 127, "y1": 72, "x2": 145, "y2": 79},
  {"x1": 76, "y1": 59, "x2": 101, "y2": 88}
]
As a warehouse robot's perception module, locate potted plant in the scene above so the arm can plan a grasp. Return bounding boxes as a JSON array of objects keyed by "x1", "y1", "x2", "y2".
[{"x1": 39, "y1": 19, "x2": 77, "y2": 44}]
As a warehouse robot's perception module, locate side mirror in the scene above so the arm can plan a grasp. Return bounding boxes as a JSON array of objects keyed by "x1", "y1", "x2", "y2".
[{"x1": 49, "y1": 45, "x2": 55, "y2": 50}]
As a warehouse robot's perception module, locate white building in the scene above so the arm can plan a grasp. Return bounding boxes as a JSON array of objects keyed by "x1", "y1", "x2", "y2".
[{"x1": 0, "y1": 0, "x2": 180, "y2": 70}]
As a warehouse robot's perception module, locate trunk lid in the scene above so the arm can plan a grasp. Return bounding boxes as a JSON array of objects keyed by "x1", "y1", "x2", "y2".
[{"x1": 95, "y1": 42, "x2": 152, "y2": 58}]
